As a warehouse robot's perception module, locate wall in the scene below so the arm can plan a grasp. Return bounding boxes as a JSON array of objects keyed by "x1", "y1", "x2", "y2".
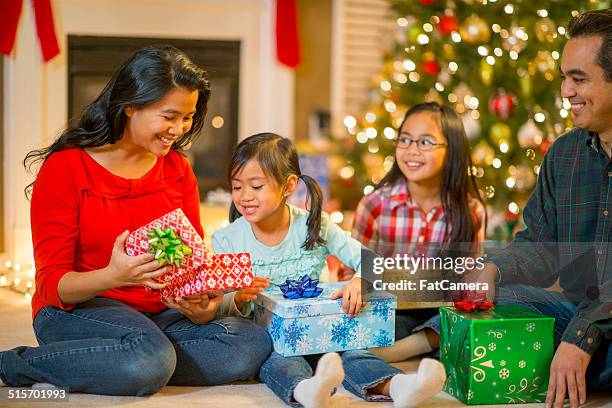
[
  {"x1": 2, "y1": 0, "x2": 294, "y2": 264},
  {"x1": 294, "y1": 0, "x2": 331, "y2": 141}
]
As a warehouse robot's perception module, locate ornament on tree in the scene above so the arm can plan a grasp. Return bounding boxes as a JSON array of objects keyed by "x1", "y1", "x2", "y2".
[
  {"x1": 425, "y1": 88, "x2": 443, "y2": 104},
  {"x1": 502, "y1": 26, "x2": 528, "y2": 53},
  {"x1": 461, "y1": 113, "x2": 481, "y2": 140},
  {"x1": 438, "y1": 14, "x2": 459, "y2": 35},
  {"x1": 382, "y1": 60, "x2": 395, "y2": 76},
  {"x1": 505, "y1": 209, "x2": 520, "y2": 234},
  {"x1": 514, "y1": 165, "x2": 537, "y2": 191},
  {"x1": 517, "y1": 69, "x2": 532, "y2": 97},
  {"x1": 479, "y1": 59, "x2": 493, "y2": 86},
  {"x1": 442, "y1": 43, "x2": 455, "y2": 59},
  {"x1": 472, "y1": 141, "x2": 495, "y2": 166},
  {"x1": 459, "y1": 15, "x2": 491, "y2": 43},
  {"x1": 452, "y1": 83, "x2": 473, "y2": 104},
  {"x1": 438, "y1": 69, "x2": 451, "y2": 85},
  {"x1": 535, "y1": 17, "x2": 557, "y2": 43},
  {"x1": 517, "y1": 119, "x2": 544, "y2": 148},
  {"x1": 362, "y1": 153, "x2": 384, "y2": 179},
  {"x1": 532, "y1": 50, "x2": 556, "y2": 77},
  {"x1": 421, "y1": 59, "x2": 441, "y2": 75},
  {"x1": 540, "y1": 139, "x2": 552, "y2": 155},
  {"x1": 419, "y1": 0, "x2": 436, "y2": 4},
  {"x1": 408, "y1": 26, "x2": 423, "y2": 44},
  {"x1": 489, "y1": 89, "x2": 516, "y2": 120},
  {"x1": 489, "y1": 122, "x2": 512, "y2": 145}
]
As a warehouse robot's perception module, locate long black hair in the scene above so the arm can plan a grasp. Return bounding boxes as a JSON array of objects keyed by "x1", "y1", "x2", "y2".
[
  {"x1": 24, "y1": 45, "x2": 211, "y2": 197},
  {"x1": 228, "y1": 133, "x2": 325, "y2": 250},
  {"x1": 377, "y1": 102, "x2": 485, "y2": 246}
]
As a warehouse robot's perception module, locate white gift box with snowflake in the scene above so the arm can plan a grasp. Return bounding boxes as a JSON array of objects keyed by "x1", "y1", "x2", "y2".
[
  {"x1": 253, "y1": 283, "x2": 396, "y2": 357},
  {"x1": 439, "y1": 305, "x2": 554, "y2": 405}
]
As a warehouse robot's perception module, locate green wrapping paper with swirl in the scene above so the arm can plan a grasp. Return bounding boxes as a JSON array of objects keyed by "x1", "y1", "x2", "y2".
[
  {"x1": 147, "y1": 227, "x2": 193, "y2": 267},
  {"x1": 439, "y1": 305, "x2": 554, "y2": 405}
]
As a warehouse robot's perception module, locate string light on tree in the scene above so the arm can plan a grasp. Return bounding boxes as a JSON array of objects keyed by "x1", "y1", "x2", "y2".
[{"x1": 335, "y1": 0, "x2": 606, "y2": 241}]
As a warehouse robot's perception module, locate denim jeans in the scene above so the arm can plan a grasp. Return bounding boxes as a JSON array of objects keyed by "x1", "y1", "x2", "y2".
[
  {"x1": 259, "y1": 349, "x2": 402, "y2": 407},
  {"x1": 395, "y1": 308, "x2": 438, "y2": 340},
  {"x1": 420, "y1": 285, "x2": 611, "y2": 391},
  {"x1": 0, "y1": 297, "x2": 272, "y2": 395}
]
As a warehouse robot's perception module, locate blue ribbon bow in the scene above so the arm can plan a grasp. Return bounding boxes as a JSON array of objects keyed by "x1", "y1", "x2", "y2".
[{"x1": 279, "y1": 274, "x2": 323, "y2": 299}]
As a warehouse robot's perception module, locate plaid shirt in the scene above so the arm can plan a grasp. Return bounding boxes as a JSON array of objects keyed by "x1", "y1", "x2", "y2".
[
  {"x1": 351, "y1": 178, "x2": 485, "y2": 258},
  {"x1": 491, "y1": 128, "x2": 612, "y2": 356}
]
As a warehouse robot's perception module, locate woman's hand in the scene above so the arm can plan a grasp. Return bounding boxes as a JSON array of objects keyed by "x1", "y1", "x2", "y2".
[
  {"x1": 105, "y1": 230, "x2": 171, "y2": 290},
  {"x1": 234, "y1": 276, "x2": 270, "y2": 310},
  {"x1": 331, "y1": 277, "x2": 366, "y2": 317},
  {"x1": 162, "y1": 292, "x2": 224, "y2": 324}
]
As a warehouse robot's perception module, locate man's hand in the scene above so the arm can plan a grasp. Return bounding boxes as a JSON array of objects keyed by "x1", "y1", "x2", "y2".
[
  {"x1": 162, "y1": 292, "x2": 224, "y2": 324},
  {"x1": 463, "y1": 262, "x2": 499, "y2": 301},
  {"x1": 234, "y1": 276, "x2": 270, "y2": 310},
  {"x1": 331, "y1": 277, "x2": 366, "y2": 317},
  {"x1": 546, "y1": 341, "x2": 591, "y2": 408}
]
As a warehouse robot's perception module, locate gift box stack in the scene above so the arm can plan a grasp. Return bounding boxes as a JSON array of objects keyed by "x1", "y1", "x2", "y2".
[
  {"x1": 125, "y1": 208, "x2": 253, "y2": 297},
  {"x1": 254, "y1": 281, "x2": 396, "y2": 357},
  {"x1": 439, "y1": 304, "x2": 554, "y2": 405}
]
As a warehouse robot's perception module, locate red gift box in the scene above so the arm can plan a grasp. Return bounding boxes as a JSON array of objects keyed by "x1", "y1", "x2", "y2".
[
  {"x1": 160, "y1": 252, "x2": 254, "y2": 298},
  {"x1": 125, "y1": 208, "x2": 208, "y2": 270},
  {"x1": 125, "y1": 208, "x2": 254, "y2": 297}
]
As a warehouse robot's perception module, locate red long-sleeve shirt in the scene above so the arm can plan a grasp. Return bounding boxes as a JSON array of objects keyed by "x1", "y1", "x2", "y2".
[{"x1": 30, "y1": 148, "x2": 204, "y2": 319}]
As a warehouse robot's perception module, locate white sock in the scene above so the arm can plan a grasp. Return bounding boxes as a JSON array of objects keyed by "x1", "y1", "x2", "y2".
[
  {"x1": 389, "y1": 358, "x2": 446, "y2": 408},
  {"x1": 293, "y1": 352, "x2": 344, "y2": 408},
  {"x1": 32, "y1": 383, "x2": 58, "y2": 390},
  {"x1": 370, "y1": 331, "x2": 434, "y2": 363}
]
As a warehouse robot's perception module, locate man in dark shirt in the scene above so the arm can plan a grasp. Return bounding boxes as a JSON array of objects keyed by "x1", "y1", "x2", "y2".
[{"x1": 471, "y1": 9, "x2": 612, "y2": 408}]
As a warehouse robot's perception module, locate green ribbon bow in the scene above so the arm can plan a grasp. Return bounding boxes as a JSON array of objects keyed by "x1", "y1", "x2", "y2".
[{"x1": 147, "y1": 227, "x2": 193, "y2": 267}]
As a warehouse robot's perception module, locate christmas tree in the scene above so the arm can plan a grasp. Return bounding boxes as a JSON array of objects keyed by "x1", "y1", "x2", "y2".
[{"x1": 332, "y1": 0, "x2": 609, "y2": 240}]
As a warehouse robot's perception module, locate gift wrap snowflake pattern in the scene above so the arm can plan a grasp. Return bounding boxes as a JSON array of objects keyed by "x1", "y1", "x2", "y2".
[{"x1": 254, "y1": 283, "x2": 396, "y2": 357}]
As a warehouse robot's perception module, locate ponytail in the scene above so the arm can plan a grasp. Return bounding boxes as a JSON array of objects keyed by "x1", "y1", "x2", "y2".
[{"x1": 299, "y1": 174, "x2": 326, "y2": 250}]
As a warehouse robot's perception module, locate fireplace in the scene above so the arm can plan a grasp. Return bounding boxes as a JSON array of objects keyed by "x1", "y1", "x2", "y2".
[{"x1": 68, "y1": 35, "x2": 240, "y2": 199}]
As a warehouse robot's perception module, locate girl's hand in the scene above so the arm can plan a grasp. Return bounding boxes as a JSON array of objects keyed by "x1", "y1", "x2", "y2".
[
  {"x1": 183, "y1": 291, "x2": 223, "y2": 304},
  {"x1": 105, "y1": 230, "x2": 171, "y2": 290},
  {"x1": 234, "y1": 276, "x2": 270, "y2": 310},
  {"x1": 162, "y1": 292, "x2": 224, "y2": 324},
  {"x1": 330, "y1": 277, "x2": 366, "y2": 317}
]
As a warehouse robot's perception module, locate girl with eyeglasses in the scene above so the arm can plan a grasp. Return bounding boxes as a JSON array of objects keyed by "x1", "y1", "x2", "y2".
[{"x1": 351, "y1": 102, "x2": 486, "y2": 363}]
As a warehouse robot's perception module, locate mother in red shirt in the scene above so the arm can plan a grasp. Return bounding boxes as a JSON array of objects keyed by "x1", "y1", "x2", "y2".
[{"x1": 0, "y1": 46, "x2": 271, "y2": 395}]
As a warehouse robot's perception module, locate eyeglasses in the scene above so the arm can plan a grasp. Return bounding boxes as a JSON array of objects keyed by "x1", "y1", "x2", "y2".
[{"x1": 394, "y1": 136, "x2": 448, "y2": 151}]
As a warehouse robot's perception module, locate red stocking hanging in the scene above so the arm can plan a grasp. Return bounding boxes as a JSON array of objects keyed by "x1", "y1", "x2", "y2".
[
  {"x1": 32, "y1": 0, "x2": 60, "y2": 62},
  {"x1": 275, "y1": 0, "x2": 300, "y2": 68},
  {"x1": 0, "y1": 0, "x2": 60, "y2": 62},
  {"x1": 0, "y1": 0, "x2": 24, "y2": 56}
]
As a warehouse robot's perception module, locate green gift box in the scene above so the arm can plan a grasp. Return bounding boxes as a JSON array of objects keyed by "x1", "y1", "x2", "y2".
[{"x1": 440, "y1": 305, "x2": 554, "y2": 405}]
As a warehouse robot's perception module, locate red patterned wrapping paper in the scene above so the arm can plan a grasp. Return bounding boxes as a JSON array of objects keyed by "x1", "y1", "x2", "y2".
[
  {"x1": 125, "y1": 208, "x2": 254, "y2": 297},
  {"x1": 125, "y1": 208, "x2": 208, "y2": 270},
  {"x1": 160, "y1": 252, "x2": 254, "y2": 298}
]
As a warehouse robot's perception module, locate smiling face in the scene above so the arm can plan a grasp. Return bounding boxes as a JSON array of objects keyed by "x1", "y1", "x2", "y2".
[
  {"x1": 560, "y1": 36, "x2": 612, "y2": 135},
  {"x1": 395, "y1": 111, "x2": 447, "y2": 187},
  {"x1": 123, "y1": 87, "x2": 199, "y2": 157},
  {"x1": 230, "y1": 158, "x2": 293, "y2": 225}
]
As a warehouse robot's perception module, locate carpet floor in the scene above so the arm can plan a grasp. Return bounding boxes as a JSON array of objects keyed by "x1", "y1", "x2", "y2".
[{"x1": 1, "y1": 289, "x2": 609, "y2": 408}]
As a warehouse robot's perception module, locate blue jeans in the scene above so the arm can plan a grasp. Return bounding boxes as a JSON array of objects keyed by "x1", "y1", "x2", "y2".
[
  {"x1": 259, "y1": 350, "x2": 402, "y2": 407},
  {"x1": 0, "y1": 297, "x2": 272, "y2": 395},
  {"x1": 420, "y1": 285, "x2": 612, "y2": 391}
]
